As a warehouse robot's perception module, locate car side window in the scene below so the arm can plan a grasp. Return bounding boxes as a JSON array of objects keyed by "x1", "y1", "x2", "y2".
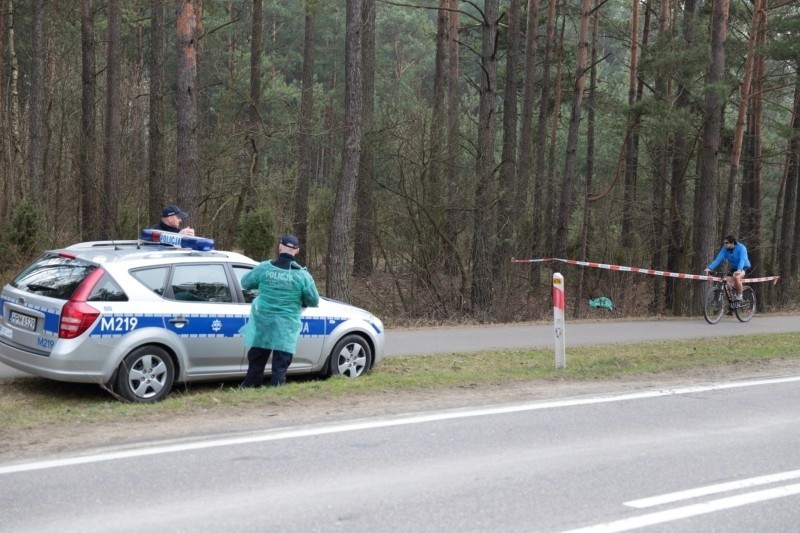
[
  {"x1": 131, "y1": 267, "x2": 169, "y2": 297},
  {"x1": 170, "y1": 264, "x2": 233, "y2": 303},
  {"x1": 233, "y1": 265, "x2": 257, "y2": 303},
  {"x1": 87, "y1": 273, "x2": 128, "y2": 302}
]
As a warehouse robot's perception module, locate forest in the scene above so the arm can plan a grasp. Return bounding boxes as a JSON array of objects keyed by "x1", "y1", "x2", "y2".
[{"x1": 0, "y1": 0, "x2": 798, "y2": 325}]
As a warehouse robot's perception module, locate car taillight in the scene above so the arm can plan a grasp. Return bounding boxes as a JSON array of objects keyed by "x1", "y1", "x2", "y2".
[
  {"x1": 58, "y1": 268, "x2": 104, "y2": 339},
  {"x1": 59, "y1": 301, "x2": 101, "y2": 339}
]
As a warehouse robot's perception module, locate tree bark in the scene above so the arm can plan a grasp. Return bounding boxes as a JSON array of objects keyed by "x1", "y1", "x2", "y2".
[
  {"x1": 692, "y1": 0, "x2": 728, "y2": 311},
  {"x1": 103, "y1": 0, "x2": 121, "y2": 238},
  {"x1": 778, "y1": 77, "x2": 799, "y2": 299},
  {"x1": 651, "y1": 0, "x2": 670, "y2": 311},
  {"x1": 574, "y1": 0, "x2": 600, "y2": 318},
  {"x1": 620, "y1": 0, "x2": 640, "y2": 251},
  {"x1": 148, "y1": 0, "x2": 166, "y2": 227},
  {"x1": 28, "y1": 0, "x2": 46, "y2": 195},
  {"x1": 80, "y1": 0, "x2": 98, "y2": 240},
  {"x1": 176, "y1": 0, "x2": 200, "y2": 220},
  {"x1": 740, "y1": 12, "x2": 765, "y2": 304},
  {"x1": 497, "y1": 0, "x2": 520, "y2": 252},
  {"x1": 533, "y1": 0, "x2": 557, "y2": 256},
  {"x1": 326, "y1": 0, "x2": 362, "y2": 301},
  {"x1": 666, "y1": 0, "x2": 696, "y2": 315},
  {"x1": 354, "y1": 0, "x2": 375, "y2": 276},
  {"x1": 515, "y1": 0, "x2": 540, "y2": 227},
  {"x1": 470, "y1": 0, "x2": 499, "y2": 316},
  {"x1": 493, "y1": 0, "x2": 520, "y2": 317},
  {"x1": 444, "y1": 0, "x2": 462, "y2": 289},
  {"x1": 722, "y1": 0, "x2": 763, "y2": 235},
  {"x1": 293, "y1": 4, "x2": 317, "y2": 265},
  {"x1": 554, "y1": 0, "x2": 591, "y2": 259}
]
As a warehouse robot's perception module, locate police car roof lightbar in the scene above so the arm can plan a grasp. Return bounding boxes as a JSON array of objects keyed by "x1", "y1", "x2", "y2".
[{"x1": 140, "y1": 229, "x2": 215, "y2": 251}]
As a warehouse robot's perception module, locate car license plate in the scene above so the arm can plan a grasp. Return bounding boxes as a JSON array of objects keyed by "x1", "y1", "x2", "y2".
[{"x1": 9, "y1": 311, "x2": 37, "y2": 331}]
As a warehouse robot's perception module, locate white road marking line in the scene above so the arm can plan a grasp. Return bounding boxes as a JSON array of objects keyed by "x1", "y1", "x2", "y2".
[
  {"x1": 625, "y1": 469, "x2": 800, "y2": 508},
  {"x1": 1, "y1": 375, "x2": 799, "y2": 476},
  {"x1": 563, "y1": 483, "x2": 800, "y2": 533}
]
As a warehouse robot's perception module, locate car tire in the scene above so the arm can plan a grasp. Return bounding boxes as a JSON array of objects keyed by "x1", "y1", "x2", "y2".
[
  {"x1": 115, "y1": 345, "x2": 175, "y2": 402},
  {"x1": 328, "y1": 334, "x2": 371, "y2": 379}
]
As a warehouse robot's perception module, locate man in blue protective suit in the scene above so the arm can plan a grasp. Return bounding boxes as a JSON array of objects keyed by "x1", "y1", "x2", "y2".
[
  {"x1": 704, "y1": 234, "x2": 752, "y2": 301},
  {"x1": 239, "y1": 234, "x2": 320, "y2": 387}
]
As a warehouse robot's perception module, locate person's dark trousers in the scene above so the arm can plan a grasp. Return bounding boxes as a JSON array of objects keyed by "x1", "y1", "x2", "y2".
[
  {"x1": 269, "y1": 350, "x2": 293, "y2": 386},
  {"x1": 241, "y1": 347, "x2": 271, "y2": 387}
]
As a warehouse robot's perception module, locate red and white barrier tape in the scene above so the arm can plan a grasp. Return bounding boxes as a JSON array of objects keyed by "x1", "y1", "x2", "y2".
[{"x1": 511, "y1": 257, "x2": 780, "y2": 284}]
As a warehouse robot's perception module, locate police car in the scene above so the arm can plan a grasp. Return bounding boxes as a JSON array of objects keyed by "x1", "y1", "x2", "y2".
[{"x1": 0, "y1": 230, "x2": 385, "y2": 402}]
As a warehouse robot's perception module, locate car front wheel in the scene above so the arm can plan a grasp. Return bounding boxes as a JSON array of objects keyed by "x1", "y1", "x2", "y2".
[
  {"x1": 115, "y1": 346, "x2": 175, "y2": 402},
  {"x1": 329, "y1": 334, "x2": 371, "y2": 378}
]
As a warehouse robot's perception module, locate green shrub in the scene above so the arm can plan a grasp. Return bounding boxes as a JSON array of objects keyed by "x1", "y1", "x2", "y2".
[{"x1": 237, "y1": 208, "x2": 275, "y2": 260}]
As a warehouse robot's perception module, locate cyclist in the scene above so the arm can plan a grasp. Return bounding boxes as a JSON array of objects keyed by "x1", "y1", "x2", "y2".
[{"x1": 704, "y1": 234, "x2": 752, "y2": 301}]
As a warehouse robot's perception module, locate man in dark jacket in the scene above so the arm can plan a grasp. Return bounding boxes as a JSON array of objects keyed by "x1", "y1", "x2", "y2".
[{"x1": 151, "y1": 204, "x2": 195, "y2": 235}]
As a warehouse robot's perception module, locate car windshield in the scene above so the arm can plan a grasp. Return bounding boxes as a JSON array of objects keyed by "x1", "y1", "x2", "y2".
[{"x1": 11, "y1": 255, "x2": 97, "y2": 301}]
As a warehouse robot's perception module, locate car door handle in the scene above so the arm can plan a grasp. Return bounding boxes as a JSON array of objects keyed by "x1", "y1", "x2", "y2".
[{"x1": 169, "y1": 316, "x2": 189, "y2": 327}]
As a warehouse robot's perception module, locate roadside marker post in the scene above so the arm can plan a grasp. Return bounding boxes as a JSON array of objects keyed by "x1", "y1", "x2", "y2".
[{"x1": 553, "y1": 273, "x2": 566, "y2": 369}]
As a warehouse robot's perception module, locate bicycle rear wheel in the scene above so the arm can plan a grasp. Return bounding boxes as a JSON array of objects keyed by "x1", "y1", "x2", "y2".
[
  {"x1": 703, "y1": 286, "x2": 725, "y2": 324},
  {"x1": 735, "y1": 286, "x2": 756, "y2": 322}
]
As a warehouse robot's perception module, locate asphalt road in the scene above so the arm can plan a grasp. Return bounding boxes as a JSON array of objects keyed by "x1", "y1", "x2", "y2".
[
  {"x1": 2, "y1": 376, "x2": 799, "y2": 531},
  {"x1": 1, "y1": 315, "x2": 798, "y2": 379},
  {"x1": 383, "y1": 314, "x2": 799, "y2": 356}
]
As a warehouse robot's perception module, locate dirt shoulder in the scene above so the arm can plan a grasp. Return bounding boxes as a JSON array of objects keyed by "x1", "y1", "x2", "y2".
[{"x1": 3, "y1": 357, "x2": 799, "y2": 463}]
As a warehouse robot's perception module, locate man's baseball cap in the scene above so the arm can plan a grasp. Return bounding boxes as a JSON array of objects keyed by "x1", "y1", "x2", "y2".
[
  {"x1": 280, "y1": 234, "x2": 301, "y2": 249},
  {"x1": 162, "y1": 204, "x2": 188, "y2": 218}
]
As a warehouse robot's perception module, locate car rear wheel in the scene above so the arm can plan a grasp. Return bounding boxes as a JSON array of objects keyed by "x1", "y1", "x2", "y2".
[
  {"x1": 329, "y1": 334, "x2": 371, "y2": 378},
  {"x1": 115, "y1": 346, "x2": 175, "y2": 402}
]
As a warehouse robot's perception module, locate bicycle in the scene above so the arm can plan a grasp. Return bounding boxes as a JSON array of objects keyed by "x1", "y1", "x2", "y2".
[{"x1": 702, "y1": 271, "x2": 756, "y2": 324}]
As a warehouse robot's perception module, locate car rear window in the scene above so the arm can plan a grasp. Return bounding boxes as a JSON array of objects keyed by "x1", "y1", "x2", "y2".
[
  {"x1": 11, "y1": 255, "x2": 97, "y2": 301},
  {"x1": 88, "y1": 273, "x2": 128, "y2": 302}
]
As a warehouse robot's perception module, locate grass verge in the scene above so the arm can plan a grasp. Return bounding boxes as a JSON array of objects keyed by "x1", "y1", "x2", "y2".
[{"x1": 1, "y1": 332, "x2": 799, "y2": 432}]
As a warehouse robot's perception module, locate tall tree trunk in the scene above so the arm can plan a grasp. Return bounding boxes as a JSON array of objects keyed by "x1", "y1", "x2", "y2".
[
  {"x1": 692, "y1": 0, "x2": 728, "y2": 310},
  {"x1": 176, "y1": 0, "x2": 200, "y2": 219},
  {"x1": 494, "y1": 0, "x2": 520, "y2": 318},
  {"x1": 8, "y1": 0, "x2": 23, "y2": 200},
  {"x1": 778, "y1": 77, "x2": 799, "y2": 301},
  {"x1": 354, "y1": 0, "x2": 375, "y2": 276},
  {"x1": 497, "y1": 0, "x2": 520, "y2": 251},
  {"x1": 428, "y1": 0, "x2": 447, "y2": 223},
  {"x1": 575, "y1": 0, "x2": 600, "y2": 318},
  {"x1": 651, "y1": 0, "x2": 671, "y2": 311},
  {"x1": 223, "y1": 0, "x2": 263, "y2": 250},
  {"x1": 80, "y1": 0, "x2": 98, "y2": 241},
  {"x1": 621, "y1": 0, "x2": 640, "y2": 252},
  {"x1": 554, "y1": 0, "x2": 591, "y2": 259},
  {"x1": 0, "y1": 0, "x2": 5, "y2": 223},
  {"x1": 103, "y1": 0, "x2": 121, "y2": 238},
  {"x1": 28, "y1": 0, "x2": 46, "y2": 196},
  {"x1": 293, "y1": 4, "x2": 317, "y2": 265},
  {"x1": 740, "y1": 13, "x2": 765, "y2": 305},
  {"x1": 722, "y1": 0, "x2": 763, "y2": 235},
  {"x1": 666, "y1": 0, "x2": 697, "y2": 315},
  {"x1": 149, "y1": 0, "x2": 166, "y2": 227},
  {"x1": 326, "y1": 0, "x2": 362, "y2": 301},
  {"x1": 533, "y1": 0, "x2": 557, "y2": 256},
  {"x1": 0, "y1": 0, "x2": 5, "y2": 121},
  {"x1": 444, "y1": 0, "x2": 463, "y2": 290},
  {"x1": 515, "y1": 0, "x2": 540, "y2": 231},
  {"x1": 469, "y1": 0, "x2": 499, "y2": 317}
]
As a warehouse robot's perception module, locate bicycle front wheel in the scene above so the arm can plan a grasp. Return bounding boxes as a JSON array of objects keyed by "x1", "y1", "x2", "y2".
[
  {"x1": 703, "y1": 286, "x2": 725, "y2": 324},
  {"x1": 735, "y1": 286, "x2": 756, "y2": 322}
]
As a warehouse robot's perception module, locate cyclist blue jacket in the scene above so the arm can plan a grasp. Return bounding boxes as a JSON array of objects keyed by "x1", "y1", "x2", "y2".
[{"x1": 707, "y1": 242, "x2": 751, "y2": 272}]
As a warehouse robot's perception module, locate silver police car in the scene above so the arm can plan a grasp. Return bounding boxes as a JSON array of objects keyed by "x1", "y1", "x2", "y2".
[{"x1": 0, "y1": 231, "x2": 385, "y2": 402}]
